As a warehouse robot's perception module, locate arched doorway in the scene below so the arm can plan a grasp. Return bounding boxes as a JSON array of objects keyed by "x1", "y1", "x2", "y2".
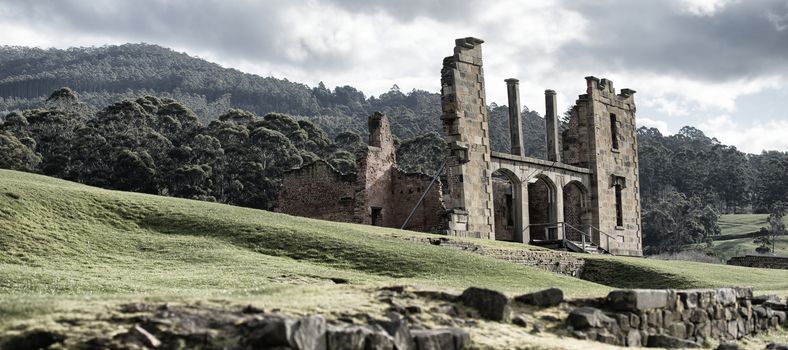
[
  {"x1": 492, "y1": 169, "x2": 522, "y2": 242},
  {"x1": 563, "y1": 181, "x2": 589, "y2": 242},
  {"x1": 527, "y1": 175, "x2": 558, "y2": 241}
]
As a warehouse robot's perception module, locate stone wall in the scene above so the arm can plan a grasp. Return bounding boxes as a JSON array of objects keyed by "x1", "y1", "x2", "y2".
[
  {"x1": 568, "y1": 287, "x2": 787, "y2": 347},
  {"x1": 277, "y1": 161, "x2": 357, "y2": 223},
  {"x1": 278, "y1": 113, "x2": 447, "y2": 232},
  {"x1": 569, "y1": 77, "x2": 642, "y2": 256},
  {"x1": 390, "y1": 170, "x2": 447, "y2": 232},
  {"x1": 401, "y1": 236, "x2": 586, "y2": 277},
  {"x1": 728, "y1": 255, "x2": 788, "y2": 269},
  {"x1": 440, "y1": 37, "x2": 495, "y2": 239}
]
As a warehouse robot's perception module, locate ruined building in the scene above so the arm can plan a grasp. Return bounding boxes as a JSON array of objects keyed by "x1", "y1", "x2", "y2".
[{"x1": 278, "y1": 37, "x2": 642, "y2": 256}]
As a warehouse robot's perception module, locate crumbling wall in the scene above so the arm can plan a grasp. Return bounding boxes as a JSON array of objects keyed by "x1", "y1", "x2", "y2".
[
  {"x1": 728, "y1": 255, "x2": 788, "y2": 269},
  {"x1": 354, "y1": 112, "x2": 397, "y2": 226},
  {"x1": 390, "y1": 170, "x2": 447, "y2": 233},
  {"x1": 277, "y1": 161, "x2": 357, "y2": 223}
]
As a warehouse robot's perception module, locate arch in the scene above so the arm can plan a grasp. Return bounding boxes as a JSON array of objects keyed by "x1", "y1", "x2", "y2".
[
  {"x1": 526, "y1": 174, "x2": 559, "y2": 241},
  {"x1": 491, "y1": 168, "x2": 522, "y2": 242},
  {"x1": 563, "y1": 181, "x2": 590, "y2": 242}
]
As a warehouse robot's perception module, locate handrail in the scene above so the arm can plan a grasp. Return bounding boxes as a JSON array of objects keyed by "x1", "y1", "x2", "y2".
[{"x1": 522, "y1": 221, "x2": 615, "y2": 255}]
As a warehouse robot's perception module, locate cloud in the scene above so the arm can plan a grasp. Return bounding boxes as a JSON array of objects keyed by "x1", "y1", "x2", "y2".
[
  {"x1": 0, "y1": 0, "x2": 787, "y2": 151},
  {"x1": 698, "y1": 115, "x2": 788, "y2": 153},
  {"x1": 637, "y1": 117, "x2": 670, "y2": 135}
]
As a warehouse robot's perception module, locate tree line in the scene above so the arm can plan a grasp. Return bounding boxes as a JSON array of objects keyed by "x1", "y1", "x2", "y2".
[{"x1": 1, "y1": 44, "x2": 787, "y2": 254}]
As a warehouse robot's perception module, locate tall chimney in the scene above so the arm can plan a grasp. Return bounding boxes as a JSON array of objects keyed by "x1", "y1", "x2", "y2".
[
  {"x1": 545, "y1": 89, "x2": 561, "y2": 162},
  {"x1": 505, "y1": 79, "x2": 524, "y2": 156}
]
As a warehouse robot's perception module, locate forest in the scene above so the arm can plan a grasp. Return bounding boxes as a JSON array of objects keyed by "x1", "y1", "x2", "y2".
[{"x1": 1, "y1": 44, "x2": 787, "y2": 254}]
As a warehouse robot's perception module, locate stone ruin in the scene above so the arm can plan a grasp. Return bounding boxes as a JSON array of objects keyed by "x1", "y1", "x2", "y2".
[{"x1": 278, "y1": 37, "x2": 643, "y2": 256}]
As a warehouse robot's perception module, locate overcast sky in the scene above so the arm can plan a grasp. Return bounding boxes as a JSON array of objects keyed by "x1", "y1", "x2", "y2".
[{"x1": 1, "y1": 0, "x2": 787, "y2": 153}]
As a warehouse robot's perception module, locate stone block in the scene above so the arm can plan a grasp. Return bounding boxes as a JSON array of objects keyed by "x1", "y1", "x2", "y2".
[
  {"x1": 514, "y1": 288, "x2": 564, "y2": 307},
  {"x1": 567, "y1": 307, "x2": 616, "y2": 330},
  {"x1": 459, "y1": 287, "x2": 511, "y2": 321},
  {"x1": 410, "y1": 329, "x2": 469, "y2": 350},
  {"x1": 608, "y1": 289, "x2": 670, "y2": 311},
  {"x1": 327, "y1": 326, "x2": 369, "y2": 350},
  {"x1": 647, "y1": 334, "x2": 702, "y2": 348},
  {"x1": 292, "y1": 315, "x2": 327, "y2": 350}
]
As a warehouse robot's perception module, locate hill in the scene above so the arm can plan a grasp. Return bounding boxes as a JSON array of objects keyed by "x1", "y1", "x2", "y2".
[
  {"x1": 5, "y1": 170, "x2": 788, "y2": 347},
  {"x1": 0, "y1": 44, "x2": 550, "y2": 157},
  {"x1": 3, "y1": 169, "x2": 788, "y2": 316}
]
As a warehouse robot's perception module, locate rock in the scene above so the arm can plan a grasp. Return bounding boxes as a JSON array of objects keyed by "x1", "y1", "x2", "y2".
[
  {"x1": 514, "y1": 288, "x2": 564, "y2": 307},
  {"x1": 327, "y1": 326, "x2": 370, "y2": 350},
  {"x1": 608, "y1": 289, "x2": 669, "y2": 311},
  {"x1": 410, "y1": 329, "x2": 469, "y2": 350},
  {"x1": 405, "y1": 305, "x2": 423, "y2": 314},
  {"x1": 625, "y1": 329, "x2": 642, "y2": 347},
  {"x1": 242, "y1": 304, "x2": 265, "y2": 314},
  {"x1": 370, "y1": 317, "x2": 415, "y2": 350},
  {"x1": 413, "y1": 290, "x2": 460, "y2": 302},
  {"x1": 364, "y1": 326, "x2": 395, "y2": 350},
  {"x1": 291, "y1": 315, "x2": 327, "y2": 350},
  {"x1": 716, "y1": 342, "x2": 743, "y2": 350},
  {"x1": 567, "y1": 307, "x2": 615, "y2": 330},
  {"x1": 119, "y1": 324, "x2": 161, "y2": 348},
  {"x1": 512, "y1": 315, "x2": 528, "y2": 328},
  {"x1": 244, "y1": 316, "x2": 295, "y2": 348},
  {"x1": 459, "y1": 287, "x2": 511, "y2": 321},
  {"x1": 1, "y1": 330, "x2": 65, "y2": 350},
  {"x1": 753, "y1": 295, "x2": 781, "y2": 305},
  {"x1": 435, "y1": 304, "x2": 459, "y2": 317},
  {"x1": 646, "y1": 334, "x2": 701, "y2": 348},
  {"x1": 766, "y1": 344, "x2": 788, "y2": 350}
]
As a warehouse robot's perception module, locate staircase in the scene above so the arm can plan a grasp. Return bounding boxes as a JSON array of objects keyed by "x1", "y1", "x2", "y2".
[
  {"x1": 563, "y1": 239, "x2": 610, "y2": 254},
  {"x1": 528, "y1": 222, "x2": 614, "y2": 255}
]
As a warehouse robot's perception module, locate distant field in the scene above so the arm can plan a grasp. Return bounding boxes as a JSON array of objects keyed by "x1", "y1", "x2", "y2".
[
  {"x1": 718, "y1": 213, "x2": 787, "y2": 235},
  {"x1": 3, "y1": 169, "x2": 788, "y2": 343}
]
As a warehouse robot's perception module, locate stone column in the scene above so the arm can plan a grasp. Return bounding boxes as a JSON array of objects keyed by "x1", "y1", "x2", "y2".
[
  {"x1": 506, "y1": 79, "x2": 524, "y2": 156},
  {"x1": 545, "y1": 89, "x2": 561, "y2": 162}
]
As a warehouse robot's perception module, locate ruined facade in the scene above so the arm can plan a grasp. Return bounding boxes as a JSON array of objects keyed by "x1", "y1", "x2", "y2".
[
  {"x1": 277, "y1": 112, "x2": 447, "y2": 233},
  {"x1": 278, "y1": 37, "x2": 642, "y2": 256},
  {"x1": 440, "y1": 37, "x2": 641, "y2": 256}
]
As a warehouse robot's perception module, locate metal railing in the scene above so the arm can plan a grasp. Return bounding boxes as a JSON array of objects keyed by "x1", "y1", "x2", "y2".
[{"x1": 525, "y1": 221, "x2": 617, "y2": 255}]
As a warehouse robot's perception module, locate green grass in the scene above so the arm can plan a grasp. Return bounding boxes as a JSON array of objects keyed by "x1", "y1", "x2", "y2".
[
  {"x1": 3, "y1": 169, "x2": 788, "y2": 332},
  {"x1": 718, "y1": 213, "x2": 787, "y2": 235},
  {"x1": 0, "y1": 169, "x2": 604, "y2": 326}
]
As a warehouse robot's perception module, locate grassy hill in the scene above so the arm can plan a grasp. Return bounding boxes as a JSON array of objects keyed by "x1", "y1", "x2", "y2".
[
  {"x1": 702, "y1": 214, "x2": 788, "y2": 260},
  {"x1": 3, "y1": 169, "x2": 788, "y2": 335}
]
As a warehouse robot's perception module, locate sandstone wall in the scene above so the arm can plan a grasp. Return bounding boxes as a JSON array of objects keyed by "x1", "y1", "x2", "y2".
[
  {"x1": 568, "y1": 287, "x2": 787, "y2": 347},
  {"x1": 277, "y1": 161, "x2": 357, "y2": 223},
  {"x1": 390, "y1": 170, "x2": 447, "y2": 233},
  {"x1": 728, "y1": 255, "x2": 788, "y2": 269}
]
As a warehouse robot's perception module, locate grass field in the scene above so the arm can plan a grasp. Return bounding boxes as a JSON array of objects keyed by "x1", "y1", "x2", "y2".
[
  {"x1": 3, "y1": 169, "x2": 788, "y2": 343},
  {"x1": 705, "y1": 214, "x2": 788, "y2": 259},
  {"x1": 718, "y1": 213, "x2": 787, "y2": 235}
]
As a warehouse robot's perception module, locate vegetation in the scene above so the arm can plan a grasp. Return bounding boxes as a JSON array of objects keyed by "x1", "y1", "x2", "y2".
[
  {"x1": 2, "y1": 43, "x2": 788, "y2": 255},
  {"x1": 4, "y1": 169, "x2": 788, "y2": 329}
]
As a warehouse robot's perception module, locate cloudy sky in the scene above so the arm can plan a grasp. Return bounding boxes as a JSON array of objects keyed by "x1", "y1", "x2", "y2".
[{"x1": 1, "y1": 0, "x2": 787, "y2": 153}]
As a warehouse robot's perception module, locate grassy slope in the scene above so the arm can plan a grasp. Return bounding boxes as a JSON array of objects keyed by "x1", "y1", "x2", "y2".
[
  {"x1": 0, "y1": 169, "x2": 603, "y2": 324},
  {"x1": 3, "y1": 169, "x2": 788, "y2": 328},
  {"x1": 705, "y1": 214, "x2": 788, "y2": 259}
]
